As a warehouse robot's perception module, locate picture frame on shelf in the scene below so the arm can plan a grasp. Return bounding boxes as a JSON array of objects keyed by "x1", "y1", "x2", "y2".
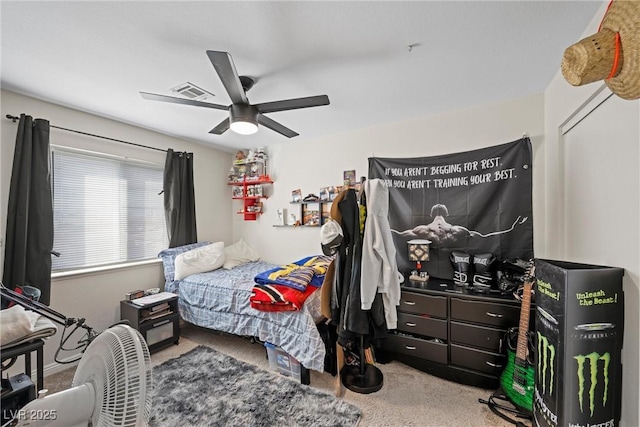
[
  {"x1": 343, "y1": 170, "x2": 356, "y2": 187},
  {"x1": 231, "y1": 164, "x2": 247, "y2": 181},
  {"x1": 245, "y1": 185, "x2": 262, "y2": 197},
  {"x1": 276, "y1": 208, "x2": 287, "y2": 226},
  {"x1": 321, "y1": 202, "x2": 332, "y2": 224},
  {"x1": 328, "y1": 185, "x2": 343, "y2": 201},
  {"x1": 248, "y1": 162, "x2": 264, "y2": 179},
  {"x1": 232, "y1": 186, "x2": 244, "y2": 198},
  {"x1": 319, "y1": 187, "x2": 330, "y2": 202},
  {"x1": 247, "y1": 202, "x2": 262, "y2": 213},
  {"x1": 291, "y1": 188, "x2": 302, "y2": 203},
  {"x1": 302, "y1": 202, "x2": 320, "y2": 226}
]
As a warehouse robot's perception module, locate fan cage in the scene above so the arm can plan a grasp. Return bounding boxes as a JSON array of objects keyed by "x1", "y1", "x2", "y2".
[{"x1": 73, "y1": 325, "x2": 152, "y2": 427}]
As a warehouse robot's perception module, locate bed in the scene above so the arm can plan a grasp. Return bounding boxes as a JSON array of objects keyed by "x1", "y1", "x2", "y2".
[{"x1": 158, "y1": 242, "x2": 327, "y2": 373}]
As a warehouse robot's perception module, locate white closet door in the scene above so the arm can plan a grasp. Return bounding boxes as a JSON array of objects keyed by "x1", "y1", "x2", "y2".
[
  {"x1": 562, "y1": 95, "x2": 639, "y2": 268},
  {"x1": 562, "y1": 94, "x2": 639, "y2": 427}
]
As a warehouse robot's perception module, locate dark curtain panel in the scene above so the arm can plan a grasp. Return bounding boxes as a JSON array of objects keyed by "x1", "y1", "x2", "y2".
[
  {"x1": 163, "y1": 149, "x2": 197, "y2": 248},
  {"x1": 3, "y1": 114, "x2": 54, "y2": 305}
]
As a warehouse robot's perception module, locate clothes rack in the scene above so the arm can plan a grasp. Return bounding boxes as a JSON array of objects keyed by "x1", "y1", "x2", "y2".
[
  {"x1": 5, "y1": 114, "x2": 167, "y2": 153},
  {"x1": 340, "y1": 335, "x2": 384, "y2": 394}
]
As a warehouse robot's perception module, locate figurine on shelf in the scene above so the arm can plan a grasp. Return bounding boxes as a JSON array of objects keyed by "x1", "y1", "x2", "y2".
[
  {"x1": 250, "y1": 163, "x2": 259, "y2": 177},
  {"x1": 234, "y1": 150, "x2": 247, "y2": 164},
  {"x1": 255, "y1": 147, "x2": 267, "y2": 161}
]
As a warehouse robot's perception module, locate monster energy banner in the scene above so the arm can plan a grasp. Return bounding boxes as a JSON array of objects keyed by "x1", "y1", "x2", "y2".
[
  {"x1": 534, "y1": 259, "x2": 624, "y2": 427},
  {"x1": 368, "y1": 137, "x2": 533, "y2": 280}
]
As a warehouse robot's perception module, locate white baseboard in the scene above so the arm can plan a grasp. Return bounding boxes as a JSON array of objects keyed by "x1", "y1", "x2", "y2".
[{"x1": 40, "y1": 355, "x2": 80, "y2": 379}]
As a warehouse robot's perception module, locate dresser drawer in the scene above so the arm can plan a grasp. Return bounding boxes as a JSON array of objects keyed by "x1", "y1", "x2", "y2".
[
  {"x1": 450, "y1": 344, "x2": 506, "y2": 376},
  {"x1": 450, "y1": 298, "x2": 520, "y2": 328},
  {"x1": 396, "y1": 312, "x2": 447, "y2": 340},
  {"x1": 450, "y1": 321, "x2": 505, "y2": 351},
  {"x1": 399, "y1": 292, "x2": 447, "y2": 318},
  {"x1": 383, "y1": 333, "x2": 448, "y2": 364}
]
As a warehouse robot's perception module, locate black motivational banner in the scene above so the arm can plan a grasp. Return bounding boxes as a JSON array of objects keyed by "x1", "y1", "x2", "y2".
[{"x1": 368, "y1": 137, "x2": 534, "y2": 280}]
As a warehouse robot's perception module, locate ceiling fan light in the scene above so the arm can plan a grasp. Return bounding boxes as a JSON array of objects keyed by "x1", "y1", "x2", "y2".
[
  {"x1": 229, "y1": 104, "x2": 259, "y2": 135},
  {"x1": 230, "y1": 119, "x2": 258, "y2": 135}
]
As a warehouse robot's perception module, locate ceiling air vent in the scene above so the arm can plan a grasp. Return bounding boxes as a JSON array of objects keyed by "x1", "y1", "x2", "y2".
[{"x1": 170, "y1": 82, "x2": 214, "y2": 101}]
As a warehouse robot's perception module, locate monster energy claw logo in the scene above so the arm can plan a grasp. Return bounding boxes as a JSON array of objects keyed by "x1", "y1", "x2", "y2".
[
  {"x1": 574, "y1": 352, "x2": 610, "y2": 417},
  {"x1": 537, "y1": 332, "x2": 555, "y2": 395}
]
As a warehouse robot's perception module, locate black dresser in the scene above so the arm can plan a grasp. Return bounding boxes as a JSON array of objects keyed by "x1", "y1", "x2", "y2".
[{"x1": 380, "y1": 277, "x2": 534, "y2": 390}]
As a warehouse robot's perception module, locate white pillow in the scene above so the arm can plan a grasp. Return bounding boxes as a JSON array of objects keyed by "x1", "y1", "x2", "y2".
[
  {"x1": 223, "y1": 239, "x2": 260, "y2": 269},
  {"x1": 174, "y1": 241, "x2": 225, "y2": 280}
]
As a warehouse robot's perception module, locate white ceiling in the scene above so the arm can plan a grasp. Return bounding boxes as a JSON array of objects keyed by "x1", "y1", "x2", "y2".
[{"x1": 1, "y1": 1, "x2": 602, "y2": 153}]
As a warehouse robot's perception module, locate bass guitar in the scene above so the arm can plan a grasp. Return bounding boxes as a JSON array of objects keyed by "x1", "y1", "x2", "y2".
[{"x1": 499, "y1": 261, "x2": 535, "y2": 413}]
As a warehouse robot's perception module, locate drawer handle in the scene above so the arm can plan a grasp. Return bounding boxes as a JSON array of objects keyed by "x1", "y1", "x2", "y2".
[
  {"x1": 403, "y1": 301, "x2": 416, "y2": 306},
  {"x1": 404, "y1": 345, "x2": 417, "y2": 351},
  {"x1": 405, "y1": 322, "x2": 416, "y2": 327},
  {"x1": 486, "y1": 361, "x2": 503, "y2": 368},
  {"x1": 486, "y1": 312, "x2": 503, "y2": 318},
  {"x1": 152, "y1": 319, "x2": 171, "y2": 328}
]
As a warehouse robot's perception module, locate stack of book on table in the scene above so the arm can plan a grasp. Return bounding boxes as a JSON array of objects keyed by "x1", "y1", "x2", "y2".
[{"x1": 140, "y1": 302, "x2": 172, "y2": 322}]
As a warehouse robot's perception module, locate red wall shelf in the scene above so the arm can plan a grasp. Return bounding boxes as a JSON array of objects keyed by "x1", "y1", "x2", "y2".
[{"x1": 228, "y1": 176, "x2": 273, "y2": 221}]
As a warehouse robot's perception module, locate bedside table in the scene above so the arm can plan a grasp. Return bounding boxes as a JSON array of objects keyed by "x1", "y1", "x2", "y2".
[{"x1": 120, "y1": 295, "x2": 180, "y2": 353}]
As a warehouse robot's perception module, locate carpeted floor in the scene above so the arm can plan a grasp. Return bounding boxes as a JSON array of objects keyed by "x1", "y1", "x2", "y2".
[{"x1": 45, "y1": 322, "x2": 517, "y2": 426}]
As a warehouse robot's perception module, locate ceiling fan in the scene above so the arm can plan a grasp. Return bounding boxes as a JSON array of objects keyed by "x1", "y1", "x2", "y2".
[{"x1": 140, "y1": 50, "x2": 330, "y2": 138}]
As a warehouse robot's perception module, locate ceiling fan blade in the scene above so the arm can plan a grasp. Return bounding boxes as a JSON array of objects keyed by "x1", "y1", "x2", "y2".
[
  {"x1": 209, "y1": 118, "x2": 230, "y2": 135},
  {"x1": 255, "y1": 95, "x2": 330, "y2": 114},
  {"x1": 257, "y1": 114, "x2": 299, "y2": 138},
  {"x1": 140, "y1": 92, "x2": 228, "y2": 110},
  {"x1": 206, "y1": 51, "x2": 249, "y2": 105}
]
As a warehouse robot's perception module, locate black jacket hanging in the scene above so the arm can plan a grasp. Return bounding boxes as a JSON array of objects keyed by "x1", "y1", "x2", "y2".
[{"x1": 332, "y1": 189, "x2": 387, "y2": 345}]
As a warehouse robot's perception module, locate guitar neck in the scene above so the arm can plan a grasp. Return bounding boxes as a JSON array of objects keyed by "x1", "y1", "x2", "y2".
[{"x1": 515, "y1": 282, "x2": 532, "y2": 362}]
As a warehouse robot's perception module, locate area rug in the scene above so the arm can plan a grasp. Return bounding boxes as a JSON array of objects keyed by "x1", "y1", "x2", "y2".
[{"x1": 150, "y1": 345, "x2": 361, "y2": 427}]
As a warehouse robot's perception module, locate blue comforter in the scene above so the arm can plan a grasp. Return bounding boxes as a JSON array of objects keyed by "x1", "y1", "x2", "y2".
[{"x1": 166, "y1": 261, "x2": 326, "y2": 372}]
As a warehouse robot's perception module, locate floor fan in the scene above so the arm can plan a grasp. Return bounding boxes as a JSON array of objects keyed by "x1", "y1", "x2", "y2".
[{"x1": 9, "y1": 324, "x2": 152, "y2": 427}]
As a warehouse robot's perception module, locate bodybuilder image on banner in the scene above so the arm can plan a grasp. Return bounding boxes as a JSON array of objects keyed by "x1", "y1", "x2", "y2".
[{"x1": 368, "y1": 137, "x2": 534, "y2": 280}]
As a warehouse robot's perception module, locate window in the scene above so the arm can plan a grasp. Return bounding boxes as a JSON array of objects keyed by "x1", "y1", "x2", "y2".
[{"x1": 52, "y1": 148, "x2": 167, "y2": 272}]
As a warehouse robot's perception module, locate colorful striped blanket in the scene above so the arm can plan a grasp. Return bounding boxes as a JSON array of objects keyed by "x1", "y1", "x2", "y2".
[
  {"x1": 250, "y1": 255, "x2": 333, "y2": 312},
  {"x1": 253, "y1": 255, "x2": 332, "y2": 291}
]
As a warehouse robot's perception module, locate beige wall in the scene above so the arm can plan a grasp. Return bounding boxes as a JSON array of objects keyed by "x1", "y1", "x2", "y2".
[
  {"x1": 543, "y1": 4, "x2": 640, "y2": 426},
  {"x1": 2, "y1": 3, "x2": 638, "y2": 422},
  {"x1": 1, "y1": 89, "x2": 233, "y2": 371},
  {"x1": 237, "y1": 94, "x2": 546, "y2": 265}
]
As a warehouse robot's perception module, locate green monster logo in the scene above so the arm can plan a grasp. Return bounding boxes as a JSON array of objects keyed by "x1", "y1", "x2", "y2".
[
  {"x1": 574, "y1": 352, "x2": 610, "y2": 417},
  {"x1": 537, "y1": 332, "x2": 555, "y2": 395}
]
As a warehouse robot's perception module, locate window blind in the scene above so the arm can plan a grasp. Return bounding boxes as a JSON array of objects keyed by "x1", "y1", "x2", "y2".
[{"x1": 52, "y1": 149, "x2": 167, "y2": 271}]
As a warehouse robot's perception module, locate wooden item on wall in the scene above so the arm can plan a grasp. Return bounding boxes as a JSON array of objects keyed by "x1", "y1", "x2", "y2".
[{"x1": 561, "y1": 0, "x2": 640, "y2": 100}]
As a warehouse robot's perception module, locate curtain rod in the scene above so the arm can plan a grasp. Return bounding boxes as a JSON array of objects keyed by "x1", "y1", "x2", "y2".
[{"x1": 5, "y1": 114, "x2": 167, "y2": 153}]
